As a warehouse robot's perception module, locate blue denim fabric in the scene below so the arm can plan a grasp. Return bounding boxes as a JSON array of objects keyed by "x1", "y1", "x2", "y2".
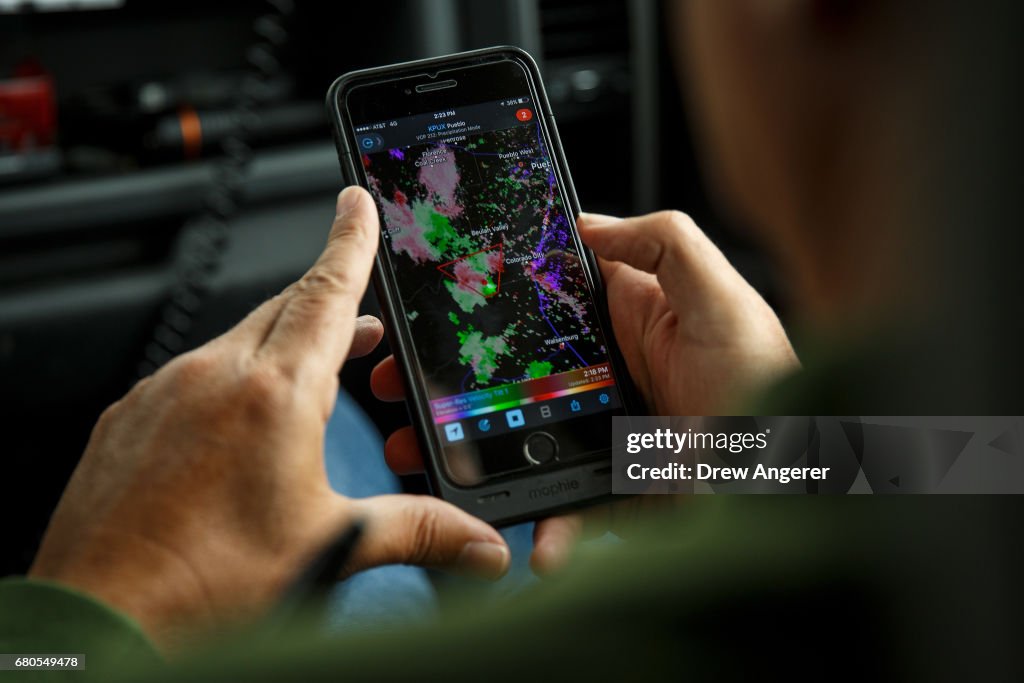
[{"x1": 323, "y1": 391, "x2": 536, "y2": 631}]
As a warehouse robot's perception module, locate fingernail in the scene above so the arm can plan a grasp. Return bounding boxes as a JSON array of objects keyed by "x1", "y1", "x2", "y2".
[
  {"x1": 455, "y1": 541, "x2": 510, "y2": 580},
  {"x1": 354, "y1": 314, "x2": 382, "y2": 334},
  {"x1": 336, "y1": 186, "x2": 363, "y2": 215},
  {"x1": 355, "y1": 313, "x2": 379, "y2": 326},
  {"x1": 578, "y1": 212, "x2": 621, "y2": 227}
]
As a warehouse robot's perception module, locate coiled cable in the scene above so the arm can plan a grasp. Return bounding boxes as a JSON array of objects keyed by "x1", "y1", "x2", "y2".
[{"x1": 136, "y1": 0, "x2": 294, "y2": 379}]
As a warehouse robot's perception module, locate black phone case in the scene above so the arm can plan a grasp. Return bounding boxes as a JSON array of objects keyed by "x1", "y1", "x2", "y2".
[{"x1": 326, "y1": 46, "x2": 643, "y2": 526}]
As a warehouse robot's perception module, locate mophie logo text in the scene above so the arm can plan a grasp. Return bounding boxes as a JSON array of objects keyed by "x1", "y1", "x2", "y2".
[{"x1": 529, "y1": 479, "x2": 580, "y2": 499}]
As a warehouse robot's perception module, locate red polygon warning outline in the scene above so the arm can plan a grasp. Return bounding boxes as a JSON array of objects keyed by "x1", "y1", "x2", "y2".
[{"x1": 437, "y1": 241, "x2": 504, "y2": 298}]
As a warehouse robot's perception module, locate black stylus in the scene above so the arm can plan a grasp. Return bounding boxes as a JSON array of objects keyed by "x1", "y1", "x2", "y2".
[{"x1": 274, "y1": 519, "x2": 364, "y2": 624}]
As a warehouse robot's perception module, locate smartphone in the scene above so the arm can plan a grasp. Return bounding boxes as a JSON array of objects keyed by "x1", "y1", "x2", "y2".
[{"x1": 327, "y1": 47, "x2": 640, "y2": 525}]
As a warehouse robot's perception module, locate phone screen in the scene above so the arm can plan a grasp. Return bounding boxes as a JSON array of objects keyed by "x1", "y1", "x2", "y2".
[{"x1": 345, "y1": 59, "x2": 625, "y2": 484}]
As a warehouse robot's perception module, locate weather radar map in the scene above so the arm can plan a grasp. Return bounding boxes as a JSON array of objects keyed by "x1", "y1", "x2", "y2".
[{"x1": 358, "y1": 98, "x2": 619, "y2": 427}]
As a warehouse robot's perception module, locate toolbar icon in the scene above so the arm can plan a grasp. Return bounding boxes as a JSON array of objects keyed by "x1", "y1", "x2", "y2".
[
  {"x1": 444, "y1": 422, "x2": 464, "y2": 442},
  {"x1": 570, "y1": 399, "x2": 581, "y2": 412},
  {"x1": 506, "y1": 409, "x2": 525, "y2": 428},
  {"x1": 539, "y1": 405, "x2": 552, "y2": 419},
  {"x1": 359, "y1": 133, "x2": 384, "y2": 152}
]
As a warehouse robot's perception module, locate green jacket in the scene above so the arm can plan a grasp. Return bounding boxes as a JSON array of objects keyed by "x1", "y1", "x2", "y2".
[{"x1": 3, "y1": 496, "x2": 1021, "y2": 681}]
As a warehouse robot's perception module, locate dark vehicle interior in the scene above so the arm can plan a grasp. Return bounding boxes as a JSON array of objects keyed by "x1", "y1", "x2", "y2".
[{"x1": 0, "y1": 0, "x2": 775, "y2": 574}]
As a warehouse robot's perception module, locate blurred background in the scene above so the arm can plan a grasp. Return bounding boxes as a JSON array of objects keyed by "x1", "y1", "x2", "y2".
[{"x1": 0, "y1": 0, "x2": 777, "y2": 574}]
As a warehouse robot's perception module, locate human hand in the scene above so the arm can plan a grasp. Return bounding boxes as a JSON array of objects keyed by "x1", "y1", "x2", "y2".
[
  {"x1": 372, "y1": 210, "x2": 798, "y2": 574},
  {"x1": 29, "y1": 187, "x2": 510, "y2": 651},
  {"x1": 577, "y1": 210, "x2": 798, "y2": 416}
]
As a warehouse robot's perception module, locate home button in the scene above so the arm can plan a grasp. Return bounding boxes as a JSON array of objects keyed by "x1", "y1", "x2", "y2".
[{"x1": 523, "y1": 432, "x2": 558, "y2": 465}]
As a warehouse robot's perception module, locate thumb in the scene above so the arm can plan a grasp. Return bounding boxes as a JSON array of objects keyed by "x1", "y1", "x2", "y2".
[
  {"x1": 578, "y1": 210, "x2": 744, "y2": 320},
  {"x1": 345, "y1": 495, "x2": 511, "y2": 581}
]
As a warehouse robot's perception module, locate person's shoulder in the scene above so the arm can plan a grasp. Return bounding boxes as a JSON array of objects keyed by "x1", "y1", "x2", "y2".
[{"x1": 0, "y1": 577, "x2": 161, "y2": 680}]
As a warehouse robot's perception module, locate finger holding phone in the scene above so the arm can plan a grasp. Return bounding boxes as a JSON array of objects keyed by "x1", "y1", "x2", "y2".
[{"x1": 372, "y1": 207, "x2": 799, "y2": 572}]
